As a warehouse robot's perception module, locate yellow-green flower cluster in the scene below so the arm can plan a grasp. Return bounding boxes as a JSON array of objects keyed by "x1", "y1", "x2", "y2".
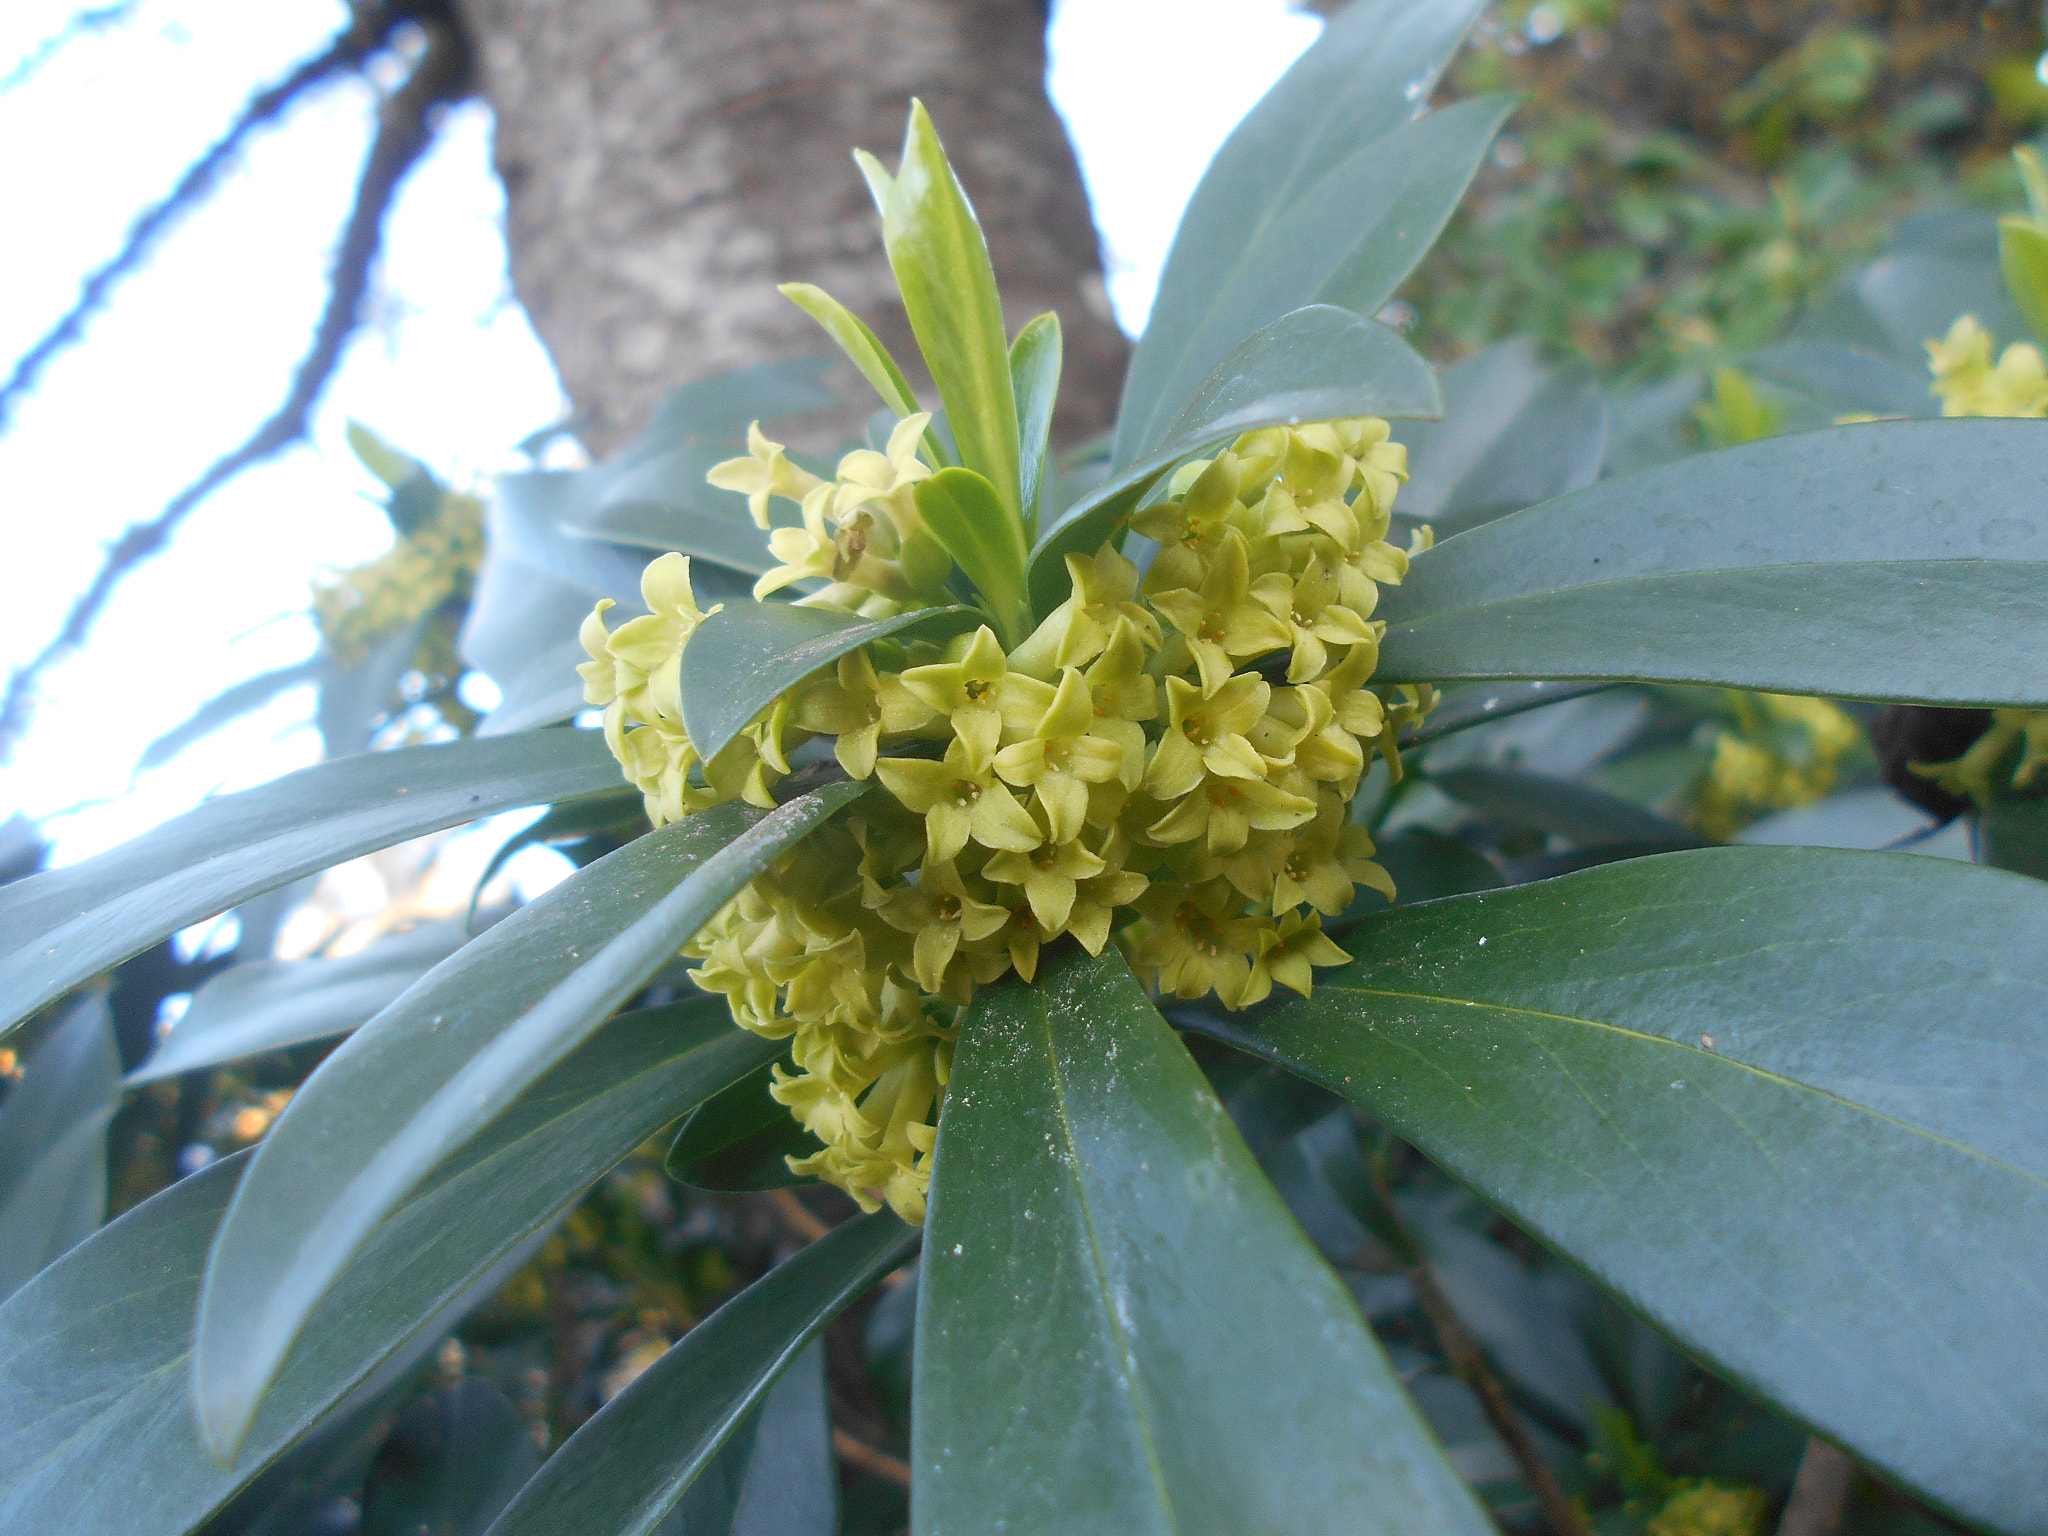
[
  {"x1": 314, "y1": 491, "x2": 486, "y2": 666},
  {"x1": 575, "y1": 417, "x2": 1428, "y2": 1222},
  {"x1": 1692, "y1": 691, "x2": 1864, "y2": 841},
  {"x1": 1913, "y1": 314, "x2": 2048, "y2": 803},
  {"x1": 1926, "y1": 315, "x2": 2048, "y2": 418}
]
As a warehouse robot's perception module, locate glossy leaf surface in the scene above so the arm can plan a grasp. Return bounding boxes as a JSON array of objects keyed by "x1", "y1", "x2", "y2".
[
  {"x1": 679, "y1": 600, "x2": 981, "y2": 767},
  {"x1": 1134, "y1": 95, "x2": 1510, "y2": 455},
  {"x1": 1117, "y1": 0, "x2": 1485, "y2": 460},
  {"x1": 1430, "y1": 766, "x2": 1703, "y2": 849},
  {"x1": 130, "y1": 919, "x2": 471, "y2": 1085},
  {"x1": 666, "y1": 1052, "x2": 822, "y2": 1192},
  {"x1": 913, "y1": 468, "x2": 1030, "y2": 644},
  {"x1": 0, "y1": 729, "x2": 620, "y2": 1039},
  {"x1": 914, "y1": 943, "x2": 1489, "y2": 1536},
  {"x1": 1200, "y1": 847, "x2": 2048, "y2": 1535},
  {"x1": 486, "y1": 1211, "x2": 915, "y2": 1536},
  {"x1": 1032, "y1": 306, "x2": 1440, "y2": 613},
  {"x1": 1011, "y1": 311, "x2": 1062, "y2": 536},
  {"x1": 1402, "y1": 680, "x2": 1616, "y2": 748},
  {"x1": 1376, "y1": 419, "x2": 2048, "y2": 705},
  {"x1": 197, "y1": 789, "x2": 861, "y2": 1456},
  {"x1": 876, "y1": 102, "x2": 1020, "y2": 518},
  {"x1": 0, "y1": 1001, "x2": 771, "y2": 1535},
  {"x1": 0, "y1": 996, "x2": 118, "y2": 1302}
]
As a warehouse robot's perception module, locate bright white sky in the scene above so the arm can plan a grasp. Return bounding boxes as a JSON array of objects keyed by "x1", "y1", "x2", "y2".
[{"x1": 0, "y1": 0, "x2": 1320, "y2": 867}]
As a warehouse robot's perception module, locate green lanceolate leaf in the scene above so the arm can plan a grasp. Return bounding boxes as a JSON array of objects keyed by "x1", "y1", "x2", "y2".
[
  {"x1": 679, "y1": 601, "x2": 983, "y2": 768},
  {"x1": 1194, "y1": 847, "x2": 2048, "y2": 1536},
  {"x1": 475, "y1": 639, "x2": 593, "y2": 738},
  {"x1": 872, "y1": 102, "x2": 1021, "y2": 518},
  {"x1": 1376, "y1": 418, "x2": 2048, "y2": 706},
  {"x1": 667, "y1": 1051, "x2": 822, "y2": 1192},
  {"x1": 1115, "y1": 0, "x2": 1487, "y2": 461},
  {"x1": 1011, "y1": 311, "x2": 1063, "y2": 539},
  {"x1": 128, "y1": 919, "x2": 473, "y2": 1086},
  {"x1": 0, "y1": 1001, "x2": 773, "y2": 1536},
  {"x1": 0, "y1": 729, "x2": 620, "y2": 1041},
  {"x1": 2000, "y1": 216, "x2": 2048, "y2": 349},
  {"x1": 485, "y1": 1210, "x2": 915, "y2": 1536},
  {"x1": 914, "y1": 469, "x2": 1031, "y2": 647},
  {"x1": 1132, "y1": 95, "x2": 1513, "y2": 457},
  {"x1": 914, "y1": 944, "x2": 1489, "y2": 1536},
  {"x1": 780, "y1": 282, "x2": 952, "y2": 469},
  {"x1": 1032, "y1": 306, "x2": 1441, "y2": 615},
  {"x1": 195, "y1": 788, "x2": 863, "y2": 1457},
  {"x1": 0, "y1": 995, "x2": 119, "y2": 1302}
]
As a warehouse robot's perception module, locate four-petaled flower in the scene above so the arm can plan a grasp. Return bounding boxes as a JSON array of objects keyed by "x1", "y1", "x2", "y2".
[
  {"x1": 983, "y1": 833, "x2": 1108, "y2": 932},
  {"x1": 899, "y1": 626, "x2": 1054, "y2": 762},
  {"x1": 1149, "y1": 530, "x2": 1292, "y2": 695},
  {"x1": 1251, "y1": 559, "x2": 1380, "y2": 683},
  {"x1": 876, "y1": 858, "x2": 1011, "y2": 993},
  {"x1": 1144, "y1": 674, "x2": 1274, "y2": 800},
  {"x1": 993, "y1": 668, "x2": 1130, "y2": 842}
]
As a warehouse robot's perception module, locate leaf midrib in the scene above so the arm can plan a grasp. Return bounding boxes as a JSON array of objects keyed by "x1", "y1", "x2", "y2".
[{"x1": 1034, "y1": 995, "x2": 1180, "y2": 1534}]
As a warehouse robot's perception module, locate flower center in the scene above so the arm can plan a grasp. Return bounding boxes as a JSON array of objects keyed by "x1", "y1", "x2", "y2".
[
  {"x1": 951, "y1": 779, "x2": 981, "y2": 807},
  {"x1": 963, "y1": 678, "x2": 993, "y2": 702}
]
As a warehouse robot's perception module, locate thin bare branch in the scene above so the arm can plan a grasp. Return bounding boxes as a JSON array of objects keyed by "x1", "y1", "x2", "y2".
[
  {"x1": 0, "y1": 10, "x2": 472, "y2": 764},
  {"x1": 0, "y1": 2, "x2": 144, "y2": 97},
  {"x1": 0, "y1": 8, "x2": 395, "y2": 434},
  {"x1": 833, "y1": 1428, "x2": 913, "y2": 1488}
]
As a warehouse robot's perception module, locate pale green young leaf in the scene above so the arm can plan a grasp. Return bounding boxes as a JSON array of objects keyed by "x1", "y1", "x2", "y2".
[
  {"x1": 913, "y1": 468, "x2": 1031, "y2": 646},
  {"x1": 1999, "y1": 216, "x2": 2048, "y2": 349},
  {"x1": 1010, "y1": 311, "x2": 1063, "y2": 539},
  {"x1": 778, "y1": 282, "x2": 954, "y2": 468},
  {"x1": 877, "y1": 101, "x2": 1022, "y2": 519}
]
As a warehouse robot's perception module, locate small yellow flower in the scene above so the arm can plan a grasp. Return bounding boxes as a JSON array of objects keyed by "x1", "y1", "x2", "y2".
[
  {"x1": 1146, "y1": 771, "x2": 1317, "y2": 856},
  {"x1": 898, "y1": 626, "x2": 1054, "y2": 762},
  {"x1": 1250, "y1": 559, "x2": 1380, "y2": 683},
  {"x1": 1241, "y1": 909, "x2": 1350, "y2": 1005},
  {"x1": 1143, "y1": 674, "x2": 1273, "y2": 799},
  {"x1": 874, "y1": 735, "x2": 1044, "y2": 862},
  {"x1": 1149, "y1": 530, "x2": 1293, "y2": 695},
  {"x1": 1012, "y1": 546, "x2": 1161, "y2": 674},
  {"x1": 1129, "y1": 881, "x2": 1270, "y2": 1005},
  {"x1": 983, "y1": 834, "x2": 1108, "y2": 932},
  {"x1": 707, "y1": 421, "x2": 827, "y2": 529},
  {"x1": 993, "y1": 669, "x2": 1130, "y2": 842},
  {"x1": 875, "y1": 858, "x2": 1010, "y2": 993}
]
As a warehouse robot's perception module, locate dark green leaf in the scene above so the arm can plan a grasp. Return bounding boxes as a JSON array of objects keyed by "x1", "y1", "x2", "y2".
[
  {"x1": 360, "y1": 1380, "x2": 541, "y2": 1536},
  {"x1": 138, "y1": 659, "x2": 326, "y2": 771},
  {"x1": 0, "y1": 1000, "x2": 770, "y2": 1535},
  {"x1": 564, "y1": 444, "x2": 783, "y2": 575},
  {"x1": 1376, "y1": 419, "x2": 2048, "y2": 705},
  {"x1": 1115, "y1": 0, "x2": 1485, "y2": 460},
  {"x1": 1745, "y1": 341, "x2": 1933, "y2": 421},
  {"x1": 1344, "y1": 829, "x2": 1503, "y2": 920},
  {"x1": 728, "y1": 1339, "x2": 838, "y2": 1536},
  {"x1": 667, "y1": 1052, "x2": 822, "y2": 1192},
  {"x1": 486, "y1": 1211, "x2": 915, "y2": 1536},
  {"x1": 1032, "y1": 306, "x2": 1441, "y2": 614},
  {"x1": 1011, "y1": 312, "x2": 1062, "y2": 538},
  {"x1": 1132, "y1": 96, "x2": 1512, "y2": 459},
  {"x1": 0, "y1": 995, "x2": 118, "y2": 1301},
  {"x1": 465, "y1": 789, "x2": 649, "y2": 925},
  {"x1": 128, "y1": 919, "x2": 472, "y2": 1086},
  {"x1": 1396, "y1": 338, "x2": 1608, "y2": 538},
  {"x1": 1980, "y1": 797, "x2": 2048, "y2": 879},
  {"x1": 1430, "y1": 766, "x2": 1704, "y2": 848},
  {"x1": 913, "y1": 469, "x2": 1030, "y2": 645},
  {"x1": 196, "y1": 788, "x2": 863, "y2": 1456},
  {"x1": 319, "y1": 617, "x2": 428, "y2": 759},
  {"x1": 679, "y1": 601, "x2": 982, "y2": 768},
  {"x1": 1198, "y1": 846, "x2": 2048, "y2": 1535},
  {"x1": 915, "y1": 943, "x2": 1489, "y2": 1536},
  {"x1": 0, "y1": 730, "x2": 621, "y2": 1041},
  {"x1": 869, "y1": 103, "x2": 1021, "y2": 518}
]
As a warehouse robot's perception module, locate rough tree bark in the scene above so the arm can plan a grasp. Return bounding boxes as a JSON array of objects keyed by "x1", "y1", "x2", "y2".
[{"x1": 455, "y1": 0, "x2": 1127, "y2": 454}]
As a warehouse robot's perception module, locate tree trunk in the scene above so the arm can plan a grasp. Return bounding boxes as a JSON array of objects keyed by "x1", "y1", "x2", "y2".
[{"x1": 455, "y1": 0, "x2": 1126, "y2": 454}]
